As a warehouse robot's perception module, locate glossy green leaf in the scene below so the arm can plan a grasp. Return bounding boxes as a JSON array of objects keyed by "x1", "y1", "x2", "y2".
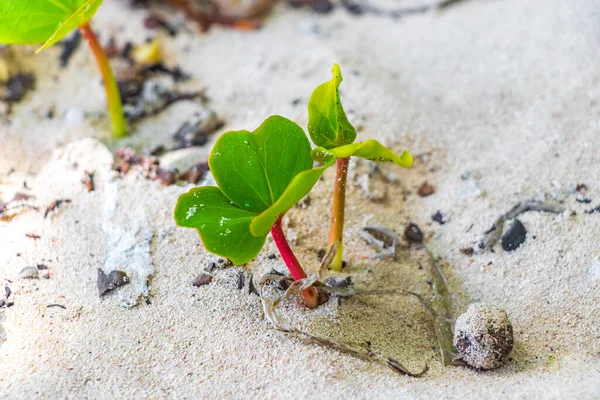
[
  {"x1": 175, "y1": 115, "x2": 329, "y2": 265},
  {"x1": 174, "y1": 186, "x2": 266, "y2": 265},
  {"x1": 311, "y1": 139, "x2": 413, "y2": 168},
  {"x1": 0, "y1": 0, "x2": 102, "y2": 49},
  {"x1": 250, "y1": 158, "x2": 335, "y2": 237},
  {"x1": 308, "y1": 63, "x2": 356, "y2": 149},
  {"x1": 209, "y1": 115, "x2": 313, "y2": 213}
]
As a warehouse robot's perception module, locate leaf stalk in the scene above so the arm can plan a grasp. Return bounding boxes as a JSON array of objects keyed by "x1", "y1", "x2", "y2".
[
  {"x1": 328, "y1": 157, "x2": 350, "y2": 271},
  {"x1": 79, "y1": 23, "x2": 127, "y2": 138},
  {"x1": 270, "y1": 215, "x2": 319, "y2": 308}
]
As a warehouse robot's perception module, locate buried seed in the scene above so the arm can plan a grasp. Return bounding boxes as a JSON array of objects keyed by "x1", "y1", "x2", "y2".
[{"x1": 453, "y1": 303, "x2": 514, "y2": 370}]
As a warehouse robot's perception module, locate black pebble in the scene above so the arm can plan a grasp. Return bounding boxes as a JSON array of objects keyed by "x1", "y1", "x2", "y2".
[
  {"x1": 404, "y1": 222, "x2": 423, "y2": 243},
  {"x1": 501, "y1": 219, "x2": 527, "y2": 251},
  {"x1": 432, "y1": 210, "x2": 446, "y2": 225}
]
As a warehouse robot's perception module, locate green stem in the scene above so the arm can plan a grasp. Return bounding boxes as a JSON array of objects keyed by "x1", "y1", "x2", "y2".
[
  {"x1": 328, "y1": 157, "x2": 349, "y2": 271},
  {"x1": 79, "y1": 23, "x2": 127, "y2": 138}
]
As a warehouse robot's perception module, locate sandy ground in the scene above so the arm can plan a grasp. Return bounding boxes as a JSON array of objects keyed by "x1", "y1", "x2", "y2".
[{"x1": 1, "y1": 0, "x2": 599, "y2": 398}]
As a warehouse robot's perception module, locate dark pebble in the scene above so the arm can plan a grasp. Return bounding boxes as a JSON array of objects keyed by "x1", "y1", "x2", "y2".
[
  {"x1": 316, "y1": 248, "x2": 326, "y2": 261},
  {"x1": 178, "y1": 162, "x2": 209, "y2": 185},
  {"x1": 576, "y1": 196, "x2": 592, "y2": 204},
  {"x1": 460, "y1": 247, "x2": 474, "y2": 255},
  {"x1": 432, "y1": 210, "x2": 446, "y2": 225},
  {"x1": 59, "y1": 30, "x2": 82, "y2": 68},
  {"x1": 4, "y1": 286, "x2": 10, "y2": 298},
  {"x1": 417, "y1": 181, "x2": 435, "y2": 197},
  {"x1": 501, "y1": 219, "x2": 527, "y2": 251},
  {"x1": 155, "y1": 169, "x2": 178, "y2": 185},
  {"x1": 311, "y1": 0, "x2": 334, "y2": 13},
  {"x1": 404, "y1": 222, "x2": 423, "y2": 243},
  {"x1": 3, "y1": 73, "x2": 35, "y2": 103},
  {"x1": 192, "y1": 273, "x2": 212, "y2": 287},
  {"x1": 98, "y1": 268, "x2": 130, "y2": 296},
  {"x1": 267, "y1": 254, "x2": 277, "y2": 260}
]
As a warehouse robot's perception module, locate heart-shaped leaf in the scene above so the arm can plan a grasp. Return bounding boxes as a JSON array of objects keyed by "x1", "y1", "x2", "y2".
[
  {"x1": 311, "y1": 139, "x2": 413, "y2": 168},
  {"x1": 174, "y1": 186, "x2": 266, "y2": 265},
  {"x1": 0, "y1": 0, "x2": 102, "y2": 50},
  {"x1": 250, "y1": 158, "x2": 335, "y2": 237},
  {"x1": 209, "y1": 115, "x2": 314, "y2": 213},
  {"x1": 308, "y1": 63, "x2": 356, "y2": 149},
  {"x1": 175, "y1": 116, "x2": 333, "y2": 265}
]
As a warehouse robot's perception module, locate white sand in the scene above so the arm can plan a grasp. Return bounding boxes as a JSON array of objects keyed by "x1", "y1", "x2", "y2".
[{"x1": 1, "y1": 0, "x2": 599, "y2": 398}]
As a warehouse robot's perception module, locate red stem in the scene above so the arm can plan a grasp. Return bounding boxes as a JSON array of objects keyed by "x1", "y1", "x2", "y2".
[{"x1": 270, "y1": 215, "x2": 319, "y2": 308}]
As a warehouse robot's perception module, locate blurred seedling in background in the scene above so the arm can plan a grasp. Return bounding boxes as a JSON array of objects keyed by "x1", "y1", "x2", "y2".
[
  {"x1": 308, "y1": 64, "x2": 413, "y2": 270},
  {"x1": 0, "y1": 0, "x2": 127, "y2": 137},
  {"x1": 174, "y1": 116, "x2": 335, "y2": 308}
]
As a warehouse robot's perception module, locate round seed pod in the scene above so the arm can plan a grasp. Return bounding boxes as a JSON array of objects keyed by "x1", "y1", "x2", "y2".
[{"x1": 453, "y1": 303, "x2": 514, "y2": 370}]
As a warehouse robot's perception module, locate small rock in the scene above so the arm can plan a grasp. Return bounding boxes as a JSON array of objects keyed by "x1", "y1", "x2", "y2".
[
  {"x1": 4, "y1": 286, "x2": 11, "y2": 298},
  {"x1": 59, "y1": 30, "x2": 82, "y2": 68},
  {"x1": 404, "y1": 222, "x2": 423, "y2": 243},
  {"x1": 453, "y1": 303, "x2": 514, "y2": 370},
  {"x1": 97, "y1": 268, "x2": 130, "y2": 296},
  {"x1": 501, "y1": 219, "x2": 526, "y2": 251},
  {"x1": 2, "y1": 73, "x2": 35, "y2": 103},
  {"x1": 459, "y1": 247, "x2": 474, "y2": 255},
  {"x1": 178, "y1": 162, "x2": 209, "y2": 185},
  {"x1": 325, "y1": 276, "x2": 352, "y2": 288},
  {"x1": 19, "y1": 266, "x2": 39, "y2": 279},
  {"x1": 432, "y1": 210, "x2": 446, "y2": 225},
  {"x1": 154, "y1": 168, "x2": 178, "y2": 185},
  {"x1": 417, "y1": 181, "x2": 435, "y2": 197},
  {"x1": 172, "y1": 110, "x2": 223, "y2": 149},
  {"x1": 192, "y1": 273, "x2": 212, "y2": 287}
]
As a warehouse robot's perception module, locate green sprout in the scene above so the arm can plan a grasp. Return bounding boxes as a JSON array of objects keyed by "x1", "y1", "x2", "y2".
[
  {"x1": 174, "y1": 116, "x2": 334, "y2": 309},
  {"x1": 308, "y1": 64, "x2": 413, "y2": 270},
  {"x1": 0, "y1": 0, "x2": 127, "y2": 137}
]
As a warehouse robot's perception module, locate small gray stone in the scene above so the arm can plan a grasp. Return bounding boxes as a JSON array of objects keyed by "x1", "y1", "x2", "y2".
[
  {"x1": 192, "y1": 273, "x2": 212, "y2": 287},
  {"x1": 97, "y1": 268, "x2": 130, "y2": 296},
  {"x1": 453, "y1": 303, "x2": 514, "y2": 370}
]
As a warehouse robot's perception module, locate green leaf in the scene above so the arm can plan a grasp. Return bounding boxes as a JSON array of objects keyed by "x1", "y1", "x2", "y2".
[
  {"x1": 174, "y1": 186, "x2": 266, "y2": 265},
  {"x1": 308, "y1": 63, "x2": 356, "y2": 149},
  {"x1": 0, "y1": 0, "x2": 102, "y2": 49},
  {"x1": 209, "y1": 115, "x2": 313, "y2": 213},
  {"x1": 250, "y1": 158, "x2": 335, "y2": 237},
  {"x1": 311, "y1": 139, "x2": 413, "y2": 168},
  {"x1": 175, "y1": 115, "x2": 330, "y2": 265}
]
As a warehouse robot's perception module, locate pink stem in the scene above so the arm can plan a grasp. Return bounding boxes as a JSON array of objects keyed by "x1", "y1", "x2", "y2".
[{"x1": 270, "y1": 215, "x2": 319, "y2": 308}]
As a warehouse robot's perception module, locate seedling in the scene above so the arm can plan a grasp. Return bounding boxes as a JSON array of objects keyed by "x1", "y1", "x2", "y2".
[
  {"x1": 308, "y1": 64, "x2": 413, "y2": 270},
  {"x1": 174, "y1": 116, "x2": 334, "y2": 308},
  {"x1": 0, "y1": 0, "x2": 127, "y2": 137}
]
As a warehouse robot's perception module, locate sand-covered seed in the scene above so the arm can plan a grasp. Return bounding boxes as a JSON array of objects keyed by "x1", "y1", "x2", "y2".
[{"x1": 453, "y1": 303, "x2": 514, "y2": 370}]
